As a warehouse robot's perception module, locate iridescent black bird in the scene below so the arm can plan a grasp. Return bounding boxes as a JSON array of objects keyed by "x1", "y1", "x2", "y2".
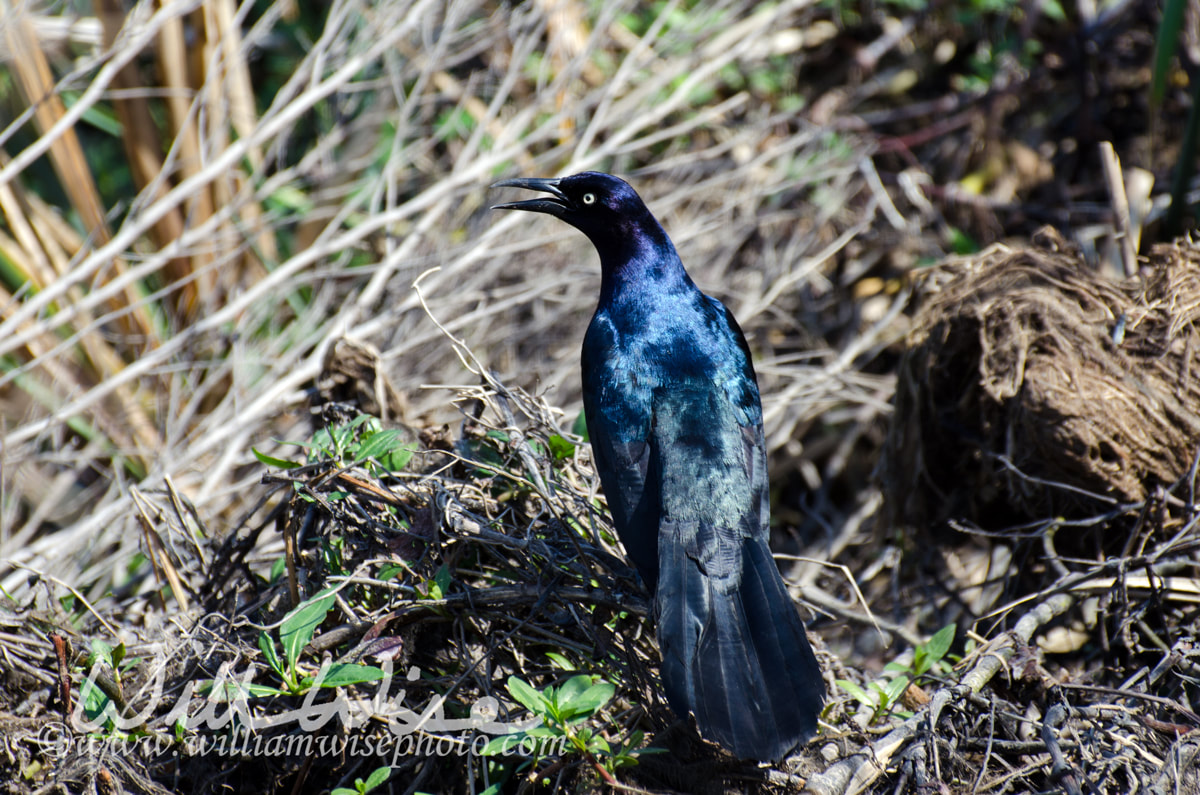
[{"x1": 492, "y1": 172, "x2": 823, "y2": 760}]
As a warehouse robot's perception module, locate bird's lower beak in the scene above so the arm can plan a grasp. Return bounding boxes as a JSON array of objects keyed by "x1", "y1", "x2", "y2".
[{"x1": 490, "y1": 177, "x2": 570, "y2": 216}]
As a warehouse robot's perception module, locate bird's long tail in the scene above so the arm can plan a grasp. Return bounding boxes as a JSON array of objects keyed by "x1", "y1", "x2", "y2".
[{"x1": 656, "y1": 530, "x2": 824, "y2": 760}]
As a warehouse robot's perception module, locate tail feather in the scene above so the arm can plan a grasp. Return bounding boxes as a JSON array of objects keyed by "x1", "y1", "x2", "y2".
[{"x1": 657, "y1": 526, "x2": 823, "y2": 760}]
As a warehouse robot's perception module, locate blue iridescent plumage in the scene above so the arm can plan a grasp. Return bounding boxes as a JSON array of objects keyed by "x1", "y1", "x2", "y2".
[{"x1": 492, "y1": 172, "x2": 824, "y2": 760}]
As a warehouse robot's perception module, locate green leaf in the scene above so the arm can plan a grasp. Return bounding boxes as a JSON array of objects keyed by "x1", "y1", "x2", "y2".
[
  {"x1": 356, "y1": 429, "x2": 416, "y2": 471},
  {"x1": 127, "y1": 552, "x2": 148, "y2": 577},
  {"x1": 354, "y1": 429, "x2": 401, "y2": 459},
  {"x1": 347, "y1": 414, "x2": 378, "y2": 431},
  {"x1": 507, "y1": 676, "x2": 549, "y2": 715},
  {"x1": 570, "y1": 682, "x2": 615, "y2": 717},
  {"x1": 314, "y1": 663, "x2": 388, "y2": 688},
  {"x1": 259, "y1": 632, "x2": 284, "y2": 679},
  {"x1": 880, "y1": 675, "x2": 910, "y2": 707},
  {"x1": 1152, "y1": 0, "x2": 1187, "y2": 108},
  {"x1": 426, "y1": 563, "x2": 452, "y2": 600},
  {"x1": 196, "y1": 680, "x2": 290, "y2": 700},
  {"x1": 479, "y1": 732, "x2": 528, "y2": 756},
  {"x1": 252, "y1": 447, "x2": 301, "y2": 469},
  {"x1": 378, "y1": 563, "x2": 406, "y2": 581},
  {"x1": 380, "y1": 444, "x2": 415, "y2": 471},
  {"x1": 279, "y1": 587, "x2": 337, "y2": 673},
  {"x1": 587, "y1": 734, "x2": 611, "y2": 754},
  {"x1": 308, "y1": 428, "x2": 335, "y2": 457},
  {"x1": 556, "y1": 674, "x2": 593, "y2": 707},
  {"x1": 914, "y1": 624, "x2": 955, "y2": 676},
  {"x1": 81, "y1": 678, "x2": 111, "y2": 723},
  {"x1": 836, "y1": 679, "x2": 874, "y2": 707},
  {"x1": 266, "y1": 184, "x2": 315, "y2": 214},
  {"x1": 555, "y1": 675, "x2": 613, "y2": 722},
  {"x1": 268, "y1": 556, "x2": 287, "y2": 585},
  {"x1": 434, "y1": 106, "x2": 476, "y2": 142},
  {"x1": 547, "y1": 434, "x2": 575, "y2": 460},
  {"x1": 61, "y1": 91, "x2": 123, "y2": 136},
  {"x1": 1041, "y1": 0, "x2": 1065, "y2": 21},
  {"x1": 946, "y1": 225, "x2": 979, "y2": 255},
  {"x1": 463, "y1": 437, "x2": 506, "y2": 473},
  {"x1": 89, "y1": 639, "x2": 114, "y2": 667},
  {"x1": 544, "y1": 652, "x2": 574, "y2": 670},
  {"x1": 362, "y1": 766, "x2": 390, "y2": 792},
  {"x1": 928, "y1": 623, "x2": 956, "y2": 655}
]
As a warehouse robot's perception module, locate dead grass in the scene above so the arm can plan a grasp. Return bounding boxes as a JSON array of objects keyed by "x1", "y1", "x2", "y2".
[
  {"x1": 0, "y1": 0, "x2": 873, "y2": 604},
  {"x1": 3, "y1": 0, "x2": 1200, "y2": 792}
]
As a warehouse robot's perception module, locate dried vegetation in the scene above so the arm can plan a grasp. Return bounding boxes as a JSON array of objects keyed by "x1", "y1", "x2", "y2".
[
  {"x1": 885, "y1": 231, "x2": 1200, "y2": 527},
  {"x1": 2, "y1": 0, "x2": 1200, "y2": 792}
]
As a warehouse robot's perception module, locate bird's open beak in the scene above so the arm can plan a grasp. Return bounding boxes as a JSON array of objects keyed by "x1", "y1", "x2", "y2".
[{"x1": 490, "y1": 177, "x2": 570, "y2": 216}]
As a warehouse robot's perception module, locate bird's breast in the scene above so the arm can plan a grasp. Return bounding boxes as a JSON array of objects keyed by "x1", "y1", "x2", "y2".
[{"x1": 586, "y1": 292, "x2": 721, "y2": 376}]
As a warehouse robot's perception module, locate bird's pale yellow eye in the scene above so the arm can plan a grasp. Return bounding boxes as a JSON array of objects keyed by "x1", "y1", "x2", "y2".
[{"x1": 582, "y1": 193, "x2": 596, "y2": 205}]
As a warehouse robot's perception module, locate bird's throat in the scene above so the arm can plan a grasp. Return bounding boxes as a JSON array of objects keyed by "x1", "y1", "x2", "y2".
[{"x1": 597, "y1": 229, "x2": 690, "y2": 304}]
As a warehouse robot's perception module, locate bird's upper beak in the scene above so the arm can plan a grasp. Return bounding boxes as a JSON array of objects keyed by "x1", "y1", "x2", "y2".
[{"x1": 490, "y1": 177, "x2": 570, "y2": 216}]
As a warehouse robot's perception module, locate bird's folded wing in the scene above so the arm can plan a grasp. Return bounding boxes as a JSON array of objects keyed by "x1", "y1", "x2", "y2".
[
  {"x1": 651, "y1": 385, "x2": 822, "y2": 758},
  {"x1": 584, "y1": 427, "x2": 661, "y2": 590}
]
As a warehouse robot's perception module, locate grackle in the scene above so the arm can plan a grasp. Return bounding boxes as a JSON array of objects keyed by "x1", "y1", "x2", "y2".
[{"x1": 492, "y1": 172, "x2": 824, "y2": 760}]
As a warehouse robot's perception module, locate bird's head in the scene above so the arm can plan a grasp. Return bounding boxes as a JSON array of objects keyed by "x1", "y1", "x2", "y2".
[{"x1": 490, "y1": 172, "x2": 669, "y2": 264}]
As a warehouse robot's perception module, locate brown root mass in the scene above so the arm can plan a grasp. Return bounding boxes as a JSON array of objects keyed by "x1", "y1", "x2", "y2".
[{"x1": 882, "y1": 229, "x2": 1200, "y2": 532}]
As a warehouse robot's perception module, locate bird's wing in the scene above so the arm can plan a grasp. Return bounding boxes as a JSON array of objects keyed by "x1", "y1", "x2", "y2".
[
  {"x1": 712, "y1": 299, "x2": 772, "y2": 535},
  {"x1": 581, "y1": 318, "x2": 661, "y2": 590},
  {"x1": 649, "y1": 301, "x2": 822, "y2": 758},
  {"x1": 649, "y1": 382, "x2": 758, "y2": 587},
  {"x1": 584, "y1": 413, "x2": 660, "y2": 590}
]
